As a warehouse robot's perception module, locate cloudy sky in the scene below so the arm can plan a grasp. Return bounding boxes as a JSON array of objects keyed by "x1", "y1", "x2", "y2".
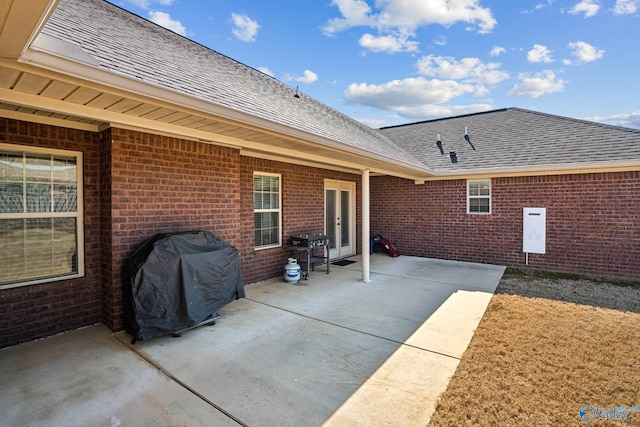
[{"x1": 114, "y1": 0, "x2": 640, "y2": 129}]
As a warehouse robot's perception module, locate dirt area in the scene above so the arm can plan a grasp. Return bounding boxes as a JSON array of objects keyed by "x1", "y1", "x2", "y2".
[{"x1": 428, "y1": 270, "x2": 640, "y2": 426}]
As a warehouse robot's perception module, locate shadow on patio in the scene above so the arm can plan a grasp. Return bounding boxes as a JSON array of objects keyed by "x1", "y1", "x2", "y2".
[{"x1": 1, "y1": 254, "x2": 504, "y2": 426}]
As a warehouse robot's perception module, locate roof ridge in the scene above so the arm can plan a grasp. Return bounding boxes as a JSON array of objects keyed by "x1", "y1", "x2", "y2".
[
  {"x1": 379, "y1": 107, "x2": 640, "y2": 134},
  {"x1": 378, "y1": 108, "x2": 509, "y2": 130},
  {"x1": 508, "y1": 107, "x2": 640, "y2": 134}
]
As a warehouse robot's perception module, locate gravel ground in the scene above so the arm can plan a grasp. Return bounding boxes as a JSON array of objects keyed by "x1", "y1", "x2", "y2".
[{"x1": 496, "y1": 270, "x2": 640, "y2": 313}]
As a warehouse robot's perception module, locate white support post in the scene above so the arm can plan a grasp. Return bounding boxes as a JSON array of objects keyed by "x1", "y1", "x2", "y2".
[{"x1": 361, "y1": 169, "x2": 371, "y2": 283}]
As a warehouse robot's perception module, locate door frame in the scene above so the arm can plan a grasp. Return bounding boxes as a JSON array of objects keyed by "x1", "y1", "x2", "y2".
[{"x1": 324, "y1": 179, "x2": 356, "y2": 260}]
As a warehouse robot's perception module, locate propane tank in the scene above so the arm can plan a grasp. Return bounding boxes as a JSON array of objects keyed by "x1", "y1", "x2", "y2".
[{"x1": 284, "y1": 258, "x2": 301, "y2": 283}]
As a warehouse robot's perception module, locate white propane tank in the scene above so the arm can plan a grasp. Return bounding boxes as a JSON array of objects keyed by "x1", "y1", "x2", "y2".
[{"x1": 284, "y1": 258, "x2": 301, "y2": 283}]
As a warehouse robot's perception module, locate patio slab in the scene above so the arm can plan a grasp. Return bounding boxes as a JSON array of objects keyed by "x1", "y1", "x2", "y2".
[
  {"x1": 0, "y1": 255, "x2": 504, "y2": 426},
  {"x1": 0, "y1": 324, "x2": 239, "y2": 427}
]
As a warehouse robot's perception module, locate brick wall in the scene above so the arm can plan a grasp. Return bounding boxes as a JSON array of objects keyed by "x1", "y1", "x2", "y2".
[
  {"x1": 1, "y1": 120, "x2": 366, "y2": 346},
  {"x1": 4, "y1": 119, "x2": 637, "y2": 348},
  {"x1": 0, "y1": 119, "x2": 102, "y2": 348},
  {"x1": 239, "y1": 157, "x2": 361, "y2": 284},
  {"x1": 102, "y1": 128, "x2": 243, "y2": 331},
  {"x1": 370, "y1": 173, "x2": 640, "y2": 280}
]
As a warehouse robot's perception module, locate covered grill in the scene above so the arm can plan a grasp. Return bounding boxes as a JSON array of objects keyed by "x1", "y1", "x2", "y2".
[{"x1": 123, "y1": 230, "x2": 244, "y2": 343}]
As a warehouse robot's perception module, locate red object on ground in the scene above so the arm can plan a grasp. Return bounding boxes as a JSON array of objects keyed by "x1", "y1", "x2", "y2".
[{"x1": 377, "y1": 235, "x2": 400, "y2": 257}]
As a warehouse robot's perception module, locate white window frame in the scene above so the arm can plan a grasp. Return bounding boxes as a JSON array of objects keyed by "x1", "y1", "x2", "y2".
[
  {"x1": 253, "y1": 172, "x2": 282, "y2": 250},
  {"x1": 467, "y1": 179, "x2": 491, "y2": 215},
  {"x1": 0, "y1": 143, "x2": 84, "y2": 289}
]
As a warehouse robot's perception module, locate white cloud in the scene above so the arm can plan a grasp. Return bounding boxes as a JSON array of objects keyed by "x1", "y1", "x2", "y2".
[
  {"x1": 508, "y1": 70, "x2": 566, "y2": 98},
  {"x1": 393, "y1": 103, "x2": 493, "y2": 120},
  {"x1": 148, "y1": 11, "x2": 186, "y2": 36},
  {"x1": 614, "y1": 0, "x2": 639, "y2": 14},
  {"x1": 323, "y1": 0, "x2": 375, "y2": 35},
  {"x1": 359, "y1": 33, "x2": 419, "y2": 53},
  {"x1": 355, "y1": 117, "x2": 388, "y2": 128},
  {"x1": 289, "y1": 70, "x2": 319, "y2": 84},
  {"x1": 535, "y1": 0, "x2": 555, "y2": 10},
  {"x1": 527, "y1": 44, "x2": 553, "y2": 63},
  {"x1": 416, "y1": 55, "x2": 509, "y2": 85},
  {"x1": 377, "y1": 0, "x2": 496, "y2": 34},
  {"x1": 434, "y1": 35, "x2": 447, "y2": 46},
  {"x1": 231, "y1": 13, "x2": 260, "y2": 42},
  {"x1": 257, "y1": 67, "x2": 274, "y2": 77},
  {"x1": 344, "y1": 72, "x2": 496, "y2": 121},
  {"x1": 585, "y1": 111, "x2": 640, "y2": 129},
  {"x1": 344, "y1": 77, "x2": 476, "y2": 109},
  {"x1": 126, "y1": 0, "x2": 174, "y2": 9},
  {"x1": 570, "y1": 0, "x2": 601, "y2": 17},
  {"x1": 522, "y1": 0, "x2": 555, "y2": 13},
  {"x1": 489, "y1": 46, "x2": 506, "y2": 57},
  {"x1": 567, "y1": 41, "x2": 604, "y2": 63},
  {"x1": 323, "y1": 0, "x2": 496, "y2": 53}
]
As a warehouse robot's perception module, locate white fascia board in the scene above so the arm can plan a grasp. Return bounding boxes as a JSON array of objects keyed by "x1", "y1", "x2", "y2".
[
  {"x1": 0, "y1": 0, "x2": 59, "y2": 59},
  {"x1": 21, "y1": 34, "x2": 432, "y2": 176},
  {"x1": 422, "y1": 161, "x2": 640, "y2": 181},
  {"x1": 1, "y1": 86, "x2": 426, "y2": 179},
  {"x1": 0, "y1": 108, "x2": 99, "y2": 132}
]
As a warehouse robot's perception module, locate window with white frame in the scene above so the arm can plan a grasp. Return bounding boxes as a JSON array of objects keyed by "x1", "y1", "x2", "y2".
[
  {"x1": 467, "y1": 179, "x2": 491, "y2": 214},
  {"x1": 0, "y1": 144, "x2": 84, "y2": 288},
  {"x1": 253, "y1": 173, "x2": 281, "y2": 249}
]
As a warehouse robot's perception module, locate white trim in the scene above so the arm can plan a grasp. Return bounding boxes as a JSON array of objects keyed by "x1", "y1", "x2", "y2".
[
  {"x1": 467, "y1": 179, "x2": 491, "y2": 215},
  {"x1": 253, "y1": 172, "x2": 282, "y2": 250},
  {"x1": 324, "y1": 179, "x2": 356, "y2": 260},
  {"x1": 0, "y1": 109, "x2": 100, "y2": 132},
  {"x1": 0, "y1": 142, "x2": 84, "y2": 289},
  {"x1": 20, "y1": 41, "x2": 431, "y2": 176},
  {"x1": 361, "y1": 170, "x2": 371, "y2": 283}
]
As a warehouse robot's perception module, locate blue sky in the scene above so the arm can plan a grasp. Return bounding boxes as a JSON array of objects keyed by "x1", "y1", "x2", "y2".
[{"x1": 112, "y1": 0, "x2": 640, "y2": 129}]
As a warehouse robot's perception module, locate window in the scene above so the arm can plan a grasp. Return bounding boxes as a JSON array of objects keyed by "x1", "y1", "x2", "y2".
[
  {"x1": 0, "y1": 144, "x2": 83, "y2": 288},
  {"x1": 468, "y1": 179, "x2": 491, "y2": 214},
  {"x1": 253, "y1": 173, "x2": 281, "y2": 249}
]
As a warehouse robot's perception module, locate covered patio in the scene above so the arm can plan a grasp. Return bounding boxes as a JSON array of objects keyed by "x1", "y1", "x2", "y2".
[{"x1": 2, "y1": 255, "x2": 504, "y2": 426}]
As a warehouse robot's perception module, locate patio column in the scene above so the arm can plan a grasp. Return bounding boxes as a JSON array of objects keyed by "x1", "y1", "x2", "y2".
[{"x1": 361, "y1": 169, "x2": 371, "y2": 283}]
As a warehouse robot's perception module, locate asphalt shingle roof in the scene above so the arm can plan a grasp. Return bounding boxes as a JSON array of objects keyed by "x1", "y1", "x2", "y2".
[
  {"x1": 42, "y1": 0, "x2": 424, "y2": 170},
  {"x1": 379, "y1": 108, "x2": 640, "y2": 173},
  {"x1": 40, "y1": 1, "x2": 640, "y2": 177}
]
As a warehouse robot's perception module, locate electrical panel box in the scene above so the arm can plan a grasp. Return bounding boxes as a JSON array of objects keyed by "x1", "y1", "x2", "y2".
[{"x1": 523, "y1": 208, "x2": 546, "y2": 254}]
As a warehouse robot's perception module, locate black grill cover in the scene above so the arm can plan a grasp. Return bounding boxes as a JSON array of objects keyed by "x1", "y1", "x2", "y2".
[{"x1": 123, "y1": 230, "x2": 244, "y2": 342}]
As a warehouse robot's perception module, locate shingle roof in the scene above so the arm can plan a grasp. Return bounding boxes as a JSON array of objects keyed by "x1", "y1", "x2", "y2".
[
  {"x1": 379, "y1": 108, "x2": 640, "y2": 174},
  {"x1": 42, "y1": 0, "x2": 424, "y2": 170},
  {"x1": 39, "y1": 1, "x2": 640, "y2": 177}
]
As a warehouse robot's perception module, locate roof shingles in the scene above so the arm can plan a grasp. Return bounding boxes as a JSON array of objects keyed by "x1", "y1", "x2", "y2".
[
  {"x1": 40, "y1": 0, "x2": 640, "y2": 176},
  {"x1": 42, "y1": 0, "x2": 423, "y2": 170},
  {"x1": 379, "y1": 108, "x2": 640, "y2": 173}
]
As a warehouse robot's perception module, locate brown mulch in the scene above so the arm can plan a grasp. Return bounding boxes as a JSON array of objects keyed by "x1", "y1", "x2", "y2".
[{"x1": 428, "y1": 271, "x2": 640, "y2": 426}]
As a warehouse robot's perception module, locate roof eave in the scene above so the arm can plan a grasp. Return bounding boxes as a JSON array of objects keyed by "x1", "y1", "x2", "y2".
[
  {"x1": 422, "y1": 160, "x2": 640, "y2": 180},
  {"x1": 0, "y1": 0, "x2": 59, "y2": 59},
  {"x1": 20, "y1": 33, "x2": 432, "y2": 178}
]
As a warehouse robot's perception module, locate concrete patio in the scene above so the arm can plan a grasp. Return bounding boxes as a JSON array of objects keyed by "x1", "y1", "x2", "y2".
[{"x1": 1, "y1": 254, "x2": 505, "y2": 426}]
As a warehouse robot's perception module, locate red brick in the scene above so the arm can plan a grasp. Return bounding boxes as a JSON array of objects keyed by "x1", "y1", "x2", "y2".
[{"x1": 370, "y1": 174, "x2": 640, "y2": 280}]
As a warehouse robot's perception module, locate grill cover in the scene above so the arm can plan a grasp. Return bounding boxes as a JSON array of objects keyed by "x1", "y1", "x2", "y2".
[{"x1": 123, "y1": 230, "x2": 245, "y2": 342}]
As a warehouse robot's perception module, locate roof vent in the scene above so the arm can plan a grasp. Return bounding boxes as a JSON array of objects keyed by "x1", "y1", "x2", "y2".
[
  {"x1": 294, "y1": 86, "x2": 300, "y2": 98},
  {"x1": 436, "y1": 134, "x2": 444, "y2": 155},
  {"x1": 449, "y1": 151, "x2": 457, "y2": 163},
  {"x1": 464, "y1": 126, "x2": 476, "y2": 150}
]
